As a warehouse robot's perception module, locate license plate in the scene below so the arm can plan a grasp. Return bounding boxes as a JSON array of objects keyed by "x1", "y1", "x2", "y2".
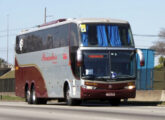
[{"x1": 106, "y1": 93, "x2": 115, "y2": 96}]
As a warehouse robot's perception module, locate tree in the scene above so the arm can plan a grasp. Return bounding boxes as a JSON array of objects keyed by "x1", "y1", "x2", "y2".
[
  {"x1": 150, "y1": 29, "x2": 165, "y2": 55},
  {"x1": 0, "y1": 58, "x2": 8, "y2": 68},
  {"x1": 159, "y1": 56, "x2": 165, "y2": 65}
]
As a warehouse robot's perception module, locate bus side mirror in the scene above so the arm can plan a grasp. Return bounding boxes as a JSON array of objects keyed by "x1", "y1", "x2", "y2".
[
  {"x1": 76, "y1": 49, "x2": 82, "y2": 67},
  {"x1": 136, "y1": 49, "x2": 145, "y2": 66}
]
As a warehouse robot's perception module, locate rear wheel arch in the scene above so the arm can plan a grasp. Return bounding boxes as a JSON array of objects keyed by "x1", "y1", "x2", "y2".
[
  {"x1": 25, "y1": 83, "x2": 29, "y2": 95},
  {"x1": 24, "y1": 83, "x2": 29, "y2": 102},
  {"x1": 31, "y1": 83, "x2": 35, "y2": 90}
]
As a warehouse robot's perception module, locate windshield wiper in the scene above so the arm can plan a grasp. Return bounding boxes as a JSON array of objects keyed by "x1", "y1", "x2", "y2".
[
  {"x1": 95, "y1": 76, "x2": 110, "y2": 79},
  {"x1": 81, "y1": 75, "x2": 111, "y2": 80},
  {"x1": 81, "y1": 75, "x2": 95, "y2": 80},
  {"x1": 115, "y1": 75, "x2": 135, "y2": 80}
]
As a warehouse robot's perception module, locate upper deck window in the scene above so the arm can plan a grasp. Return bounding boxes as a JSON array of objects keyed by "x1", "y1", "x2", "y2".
[{"x1": 80, "y1": 24, "x2": 134, "y2": 47}]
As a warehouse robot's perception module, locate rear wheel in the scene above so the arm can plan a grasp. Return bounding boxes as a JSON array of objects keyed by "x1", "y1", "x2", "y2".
[
  {"x1": 31, "y1": 85, "x2": 47, "y2": 104},
  {"x1": 109, "y1": 99, "x2": 121, "y2": 106},
  {"x1": 25, "y1": 87, "x2": 30, "y2": 102},
  {"x1": 25, "y1": 89, "x2": 31, "y2": 103},
  {"x1": 31, "y1": 86, "x2": 37, "y2": 104}
]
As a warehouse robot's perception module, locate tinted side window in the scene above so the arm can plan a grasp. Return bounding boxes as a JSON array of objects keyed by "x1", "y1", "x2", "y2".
[
  {"x1": 16, "y1": 24, "x2": 69, "y2": 54},
  {"x1": 53, "y1": 27, "x2": 60, "y2": 48},
  {"x1": 15, "y1": 36, "x2": 20, "y2": 54},
  {"x1": 69, "y1": 23, "x2": 80, "y2": 79},
  {"x1": 70, "y1": 23, "x2": 79, "y2": 46},
  {"x1": 15, "y1": 35, "x2": 27, "y2": 54}
]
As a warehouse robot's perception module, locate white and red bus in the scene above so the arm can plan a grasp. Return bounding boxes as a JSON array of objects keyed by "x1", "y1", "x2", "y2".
[{"x1": 15, "y1": 18, "x2": 144, "y2": 105}]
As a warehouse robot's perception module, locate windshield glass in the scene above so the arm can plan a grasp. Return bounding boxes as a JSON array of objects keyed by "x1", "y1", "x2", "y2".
[
  {"x1": 82, "y1": 51, "x2": 110, "y2": 79},
  {"x1": 80, "y1": 24, "x2": 134, "y2": 47},
  {"x1": 81, "y1": 50, "x2": 136, "y2": 80},
  {"x1": 110, "y1": 51, "x2": 136, "y2": 79}
]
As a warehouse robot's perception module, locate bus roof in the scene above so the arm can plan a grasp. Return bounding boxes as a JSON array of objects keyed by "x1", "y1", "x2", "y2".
[
  {"x1": 73, "y1": 18, "x2": 128, "y2": 24},
  {"x1": 18, "y1": 18, "x2": 129, "y2": 35}
]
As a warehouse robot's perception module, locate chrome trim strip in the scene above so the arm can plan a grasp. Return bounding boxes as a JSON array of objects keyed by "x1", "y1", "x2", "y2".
[{"x1": 82, "y1": 80, "x2": 135, "y2": 84}]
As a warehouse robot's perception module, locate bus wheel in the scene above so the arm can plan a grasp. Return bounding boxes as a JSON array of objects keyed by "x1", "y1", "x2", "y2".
[
  {"x1": 25, "y1": 88, "x2": 30, "y2": 103},
  {"x1": 65, "y1": 86, "x2": 80, "y2": 106},
  {"x1": 31, "y1": 86, "x2": 47, "y2": 104},
  {"x1": 31, "y1": 85, "x2": 38, "y2": 104},
  {"x1": 109, "y1": 99, "x2": 121, "y2": 106},
  {"x1": 66, "y1": 86, "x2": 72, "y2": 105}
]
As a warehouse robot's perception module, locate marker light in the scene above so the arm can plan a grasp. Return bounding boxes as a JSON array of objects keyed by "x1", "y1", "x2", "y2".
[{"x1": 136, "y1": 49, "x2": 145, "y2": 66}]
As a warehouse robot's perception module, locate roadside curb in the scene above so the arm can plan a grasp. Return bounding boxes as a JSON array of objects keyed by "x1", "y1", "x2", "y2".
[{"x1": 130, "y1": 90, "x2": 165, "y2": 102}]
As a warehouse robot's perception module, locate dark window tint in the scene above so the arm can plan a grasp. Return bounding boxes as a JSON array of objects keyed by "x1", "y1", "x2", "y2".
[
  {"x1": 15, "y1": 24, "x2": 69, "y2": 54},
  {"x1": 69, "y1": 23, "x2": 80, "y2": 79},
  {"x1": 70, "y1": 23, "x2": 79, "y2": 46}
]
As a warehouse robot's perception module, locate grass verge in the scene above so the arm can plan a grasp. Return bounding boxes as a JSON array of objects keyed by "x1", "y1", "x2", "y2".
[{"x1": 0, "y1": 95, "x2": 24, "y2": 101}]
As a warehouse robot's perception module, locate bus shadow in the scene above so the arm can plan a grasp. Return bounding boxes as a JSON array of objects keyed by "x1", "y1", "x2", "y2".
[
  {"x1": 121, "y1": 101, "x2": 162, "y2": 106},
  {"x1": 79, "y1": 101, "x2": 161, "y2": 107},
  {"x1": 47, "y1": 100, "x2": 162, "y2": 107}
]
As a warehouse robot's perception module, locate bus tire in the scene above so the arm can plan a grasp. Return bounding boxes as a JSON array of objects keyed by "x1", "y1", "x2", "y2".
[
  {"x1": 31, "y1": 85, "x2": 39, "y2": 104},
  {"x1": 25, "y1": 85, "x2": 29, "y2": 102},
  {"x1": 109, "y1": 99, "x2": 121, "y2": 106},
  {"x1": 27, "y1": 90, "x2": 32, "y2": 104},
  {"x1": 65, "y1": 86, "x2": 80, "y2": 106},
  {"x1": 31, "y1": 85, "x2": 47, "y2": 104},
  {"x1": 25, "y1": 88, "x2": 30, "y2": 103}
]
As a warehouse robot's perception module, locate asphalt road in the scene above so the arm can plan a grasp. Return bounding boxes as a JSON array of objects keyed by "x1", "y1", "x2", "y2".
[{"x1": 0, "y1": 102, "x2": 165, "y2": 120}]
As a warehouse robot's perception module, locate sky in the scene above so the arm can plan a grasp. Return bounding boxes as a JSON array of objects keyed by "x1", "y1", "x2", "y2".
[{"x1": 0, "y1": 0, "x2": 165, "y2": 65}]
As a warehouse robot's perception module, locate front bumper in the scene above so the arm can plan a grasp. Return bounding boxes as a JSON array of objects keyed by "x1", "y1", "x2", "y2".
[{"x1": 81, "y1": 87, "x2": 136, "y2": 100}]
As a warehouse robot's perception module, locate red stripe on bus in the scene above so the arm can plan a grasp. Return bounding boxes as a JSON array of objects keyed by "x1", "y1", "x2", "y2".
[{"x1": 15, "y1": 58, "x2": 48, "y2": 98}]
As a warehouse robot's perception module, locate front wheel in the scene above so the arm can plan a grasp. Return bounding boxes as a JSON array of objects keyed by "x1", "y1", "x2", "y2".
[{"x1": 65, "y1": 86, "x2": 81, "y2": 106}]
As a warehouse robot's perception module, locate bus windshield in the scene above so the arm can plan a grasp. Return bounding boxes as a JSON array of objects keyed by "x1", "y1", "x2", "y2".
[
  {"x1": 82, "y1": 50, "x2": 136, "y2": 81},
  {"x1": 80, "y1": 24, "x2": 134, "y2": 47}
]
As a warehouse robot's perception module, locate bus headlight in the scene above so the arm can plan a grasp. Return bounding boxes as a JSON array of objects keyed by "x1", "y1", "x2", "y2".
[
  {"x1": 82, "y1": 85, "x2": 97, "y2": 90},
  {"x1": 124, "y1": 85, "x2": 136, "y2": 90}
]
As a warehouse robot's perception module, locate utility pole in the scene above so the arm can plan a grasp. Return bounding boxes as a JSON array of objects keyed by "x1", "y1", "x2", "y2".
[
  {"x1": 6, "y1": 15, "x2": 9, "y2": 66},
  {"x1": 44, "y1": 7, "x2": 47, "y2": 23},
  {"x1": 44, "y1": 7, "x2": 53, "y2": 24}
]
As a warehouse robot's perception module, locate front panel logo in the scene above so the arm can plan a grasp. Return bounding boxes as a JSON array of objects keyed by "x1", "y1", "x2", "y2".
[{"x1": 111, "y1": 71, "x2": 117, "y2": 79}]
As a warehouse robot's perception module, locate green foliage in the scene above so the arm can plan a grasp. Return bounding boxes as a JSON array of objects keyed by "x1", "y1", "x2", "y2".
[
  {"x1": 0, "y1": 95, "x2": 24, "y2": 101},
  {"x1": 159, "y1": 56, "x2": 165, "y2": 64},
  {"x1": 154, "y1": 56, "x2": 165, "y2": 70},
  {"x1": 0, "y1": 58, "x2": 8, "y2": 68},
  {"x1": 154, "y1": 64, "x2": 164, "y2": 70}
]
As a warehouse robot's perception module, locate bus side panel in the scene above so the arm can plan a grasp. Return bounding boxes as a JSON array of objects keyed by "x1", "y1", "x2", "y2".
[
  {"x1": 15, "y1": 58, "x2": 48, "y2": 98},
  {"x1": 15, "y1": 58, "x2": 24, "y2": 97},
  {"x1": 23, "y1": 66, "x2": 48, "y2": 98},
  {"x1": 15, "y1": 47, "x2": 81, "y2": 99}
]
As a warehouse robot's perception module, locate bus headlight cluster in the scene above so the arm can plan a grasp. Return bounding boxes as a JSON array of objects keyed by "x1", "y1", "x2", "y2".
[
  {"x1": 82, "y1": 85, "x2": 97, "y2": 90},
  {"x1": 124, "y1": 85, "x2": 135, "y2": 90}
]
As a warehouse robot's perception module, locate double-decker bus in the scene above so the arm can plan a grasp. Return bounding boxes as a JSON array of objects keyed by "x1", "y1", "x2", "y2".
[{"x1": 15, "y1": 18, "x2": 144, "y2": 106}]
